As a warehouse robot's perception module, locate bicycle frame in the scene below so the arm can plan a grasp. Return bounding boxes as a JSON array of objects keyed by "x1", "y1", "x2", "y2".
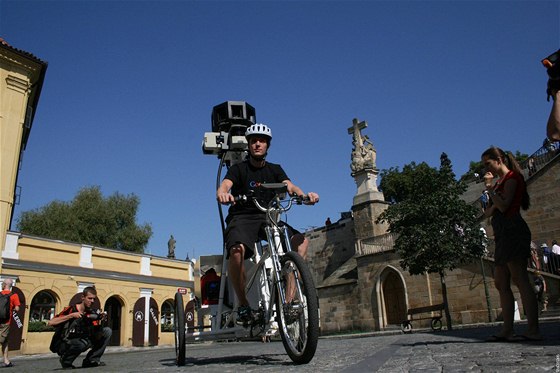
[{"x1": 183, "y1": 184, "x2": 298, "y2": 343}]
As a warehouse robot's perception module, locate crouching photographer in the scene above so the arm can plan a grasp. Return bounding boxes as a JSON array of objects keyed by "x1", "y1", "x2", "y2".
[{"x1": 48, "y1": 287, "x2": 111, "y2": 369}]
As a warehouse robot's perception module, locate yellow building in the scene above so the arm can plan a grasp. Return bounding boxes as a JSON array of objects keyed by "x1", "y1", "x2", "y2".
[
  {"x1": 0, "y1": 38, "x2": 47, "y2": 267},
  {"x1": 3, "y1": 231, "x2": 194, "y2": 354},
  {"x1": 0, "y1": 39, "x2": 194, "y2": 355}
]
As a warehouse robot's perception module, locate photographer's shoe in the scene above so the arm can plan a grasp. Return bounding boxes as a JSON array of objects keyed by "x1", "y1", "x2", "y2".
[
  {"x1": 82, "y1": 360, "x2": 106, "y2": 368},
  {"x1": 236, "y1": 305, "x2": 253, "y2": 326},
  {"x1": 59, "y1": 357, "x2": 76, "y2": 369}
]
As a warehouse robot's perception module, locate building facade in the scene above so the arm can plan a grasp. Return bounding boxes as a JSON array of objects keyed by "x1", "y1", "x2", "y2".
[
  {"x1": 0, "y1": 38, "x2": 47, "y2": 274},
  {"x1": 2, "y1": 231, "x2": 193, "y2": 355}
]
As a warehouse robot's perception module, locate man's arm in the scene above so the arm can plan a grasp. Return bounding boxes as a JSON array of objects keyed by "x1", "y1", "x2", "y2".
[
  {"x1": 283, "y1": 180, "x2": 319, "y2": 204},
  {"x1": 11, "y1": 294, "x2": 20, "y2": 313},
  {"x1": 217, "y1": 179, "x2": 235, "y2": 204},
  {"x1": 47, "y1": 308, "x2": 83, "y2": 327}
]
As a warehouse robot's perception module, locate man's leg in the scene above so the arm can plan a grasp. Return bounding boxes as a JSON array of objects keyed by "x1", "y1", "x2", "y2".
[
  {"x1": 83, "y1": 327, "x2": 112, "y2": 367},
  {"x1": 228, "y1": 244, "x2": 249, "y2": 306},
  {"x1": 59, "y1": 338, "x2": 90, "y2": 368},
  {"x1": 292, "y1": 234, "x2": 308, "y2": 260},
  {"x1": 0, "y1": 324, "x2": 11, "y2": 365},
  {"x1": 1, "y1": 341, "x2": 8, "y2": 366},
  {"x1": 285, "y1": 234, "x2": 309, "y2": 303}
]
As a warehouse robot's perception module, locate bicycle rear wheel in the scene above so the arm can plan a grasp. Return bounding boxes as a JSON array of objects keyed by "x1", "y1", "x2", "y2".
[
  {"x1": 276, "y1": 251, "x2": 319, "y2": 364},
  {"x1": 174, "y1": 292, "x2": 186, "y2": 366}
]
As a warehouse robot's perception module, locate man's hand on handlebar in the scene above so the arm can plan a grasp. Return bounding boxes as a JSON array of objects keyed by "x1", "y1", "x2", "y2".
[
  {"x1": 217, "y1": 192, "x2": 236, "y2": 205},
  {"x1": 302, "y1": 192, "x2": 319, "y2": 205}
]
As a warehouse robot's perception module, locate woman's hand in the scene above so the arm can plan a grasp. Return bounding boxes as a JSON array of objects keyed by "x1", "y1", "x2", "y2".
[{"x1": 483, "y1": 172, "x2": 494, "y2": 188}]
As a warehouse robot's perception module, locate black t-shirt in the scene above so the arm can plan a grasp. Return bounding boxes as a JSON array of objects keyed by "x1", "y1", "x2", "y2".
[{"x1": 224, "y1": 161, "x2": 289, "y2": 216}]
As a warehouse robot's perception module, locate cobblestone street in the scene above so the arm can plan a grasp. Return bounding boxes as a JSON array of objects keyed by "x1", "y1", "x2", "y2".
[{"x1": 10, "y1": 318, "x2": 560, "y2": 372}]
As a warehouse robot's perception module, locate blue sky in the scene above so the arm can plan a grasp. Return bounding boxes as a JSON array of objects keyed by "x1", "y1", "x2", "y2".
[{"x1": 2, "y1": 0, "x2": 559, "y2": 260}]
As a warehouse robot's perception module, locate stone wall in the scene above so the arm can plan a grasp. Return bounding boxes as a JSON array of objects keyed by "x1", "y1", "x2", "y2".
[
  {"x1": 351, "y1": 200, "x2": 389, "y2": 240},
  {"x1": 523, "y1": 155, "x2": 560, "y2": 244},
  {"x1": 355, "y1": 253, "x2": 508, "y2": 330},
  {"x1": 317, "y1": 282, "x2": 360, "y2": 333},
  {"x1": 305, "y1": 218, "x2": 356, "y2": 284}
]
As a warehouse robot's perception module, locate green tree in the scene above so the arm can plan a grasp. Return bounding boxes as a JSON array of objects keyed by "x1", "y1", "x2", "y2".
[
  {"x1": 377, "y1": 153, "x2": 487, "y2": 330},
  {"x1": 17, "y1": 186, "x2": 152, "y2": 253}
]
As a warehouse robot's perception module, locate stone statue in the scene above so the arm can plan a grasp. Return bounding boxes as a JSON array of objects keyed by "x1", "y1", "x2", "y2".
[
  {"x1": 167, "y1": 235, "x2": 176, "y2": 259},
  {"x1": 348, "y1": 118, "x2": 377, "y2": 173}
]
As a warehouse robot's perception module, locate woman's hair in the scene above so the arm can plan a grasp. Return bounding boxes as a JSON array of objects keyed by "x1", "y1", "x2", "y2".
[{"x1": 481, "y1": 146, "x2": 530, "y2": 210}]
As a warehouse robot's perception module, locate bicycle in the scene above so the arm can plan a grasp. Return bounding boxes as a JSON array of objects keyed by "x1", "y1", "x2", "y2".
[{"x1": 174, "y1": 183, "x2": 319, "y2": 366}]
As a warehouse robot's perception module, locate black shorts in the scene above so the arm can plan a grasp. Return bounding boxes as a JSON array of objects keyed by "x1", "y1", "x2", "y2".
[{"x1": 224, "y1": 214, "x2": 301, "y2": 259}]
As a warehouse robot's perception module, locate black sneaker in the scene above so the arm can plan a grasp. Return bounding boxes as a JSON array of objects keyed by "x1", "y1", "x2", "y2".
[
  {"x1": 82, "y1": 360, "x2": 106, "y2": 368},
  {"x1": 60, "y1": 357, "x2": 76, "y2": 370},
  {"x1": 236, "y1": 305, "x2": 253, "y2": 325}
]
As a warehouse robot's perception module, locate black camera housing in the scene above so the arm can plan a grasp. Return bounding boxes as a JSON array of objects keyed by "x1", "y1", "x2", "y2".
[
  {"x1": 543, "y1": 49, "x2": 560, "y2": 80},
  {"x1": 211, "y1": 101, "x2": 256, "y2": 133}
]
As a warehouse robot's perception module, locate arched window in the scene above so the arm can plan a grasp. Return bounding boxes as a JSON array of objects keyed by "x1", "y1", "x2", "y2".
[
  {"x1": 30, "y1": 290, "x2": 56, "y2": 322},
  {"x1": 161, "y1": 300, "x2": 174, "y2": 332}
]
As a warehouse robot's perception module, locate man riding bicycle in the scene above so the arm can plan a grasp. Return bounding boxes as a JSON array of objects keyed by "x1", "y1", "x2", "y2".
[{"x1": 216, "y1": 123, "x2": 319, "y2": 324}]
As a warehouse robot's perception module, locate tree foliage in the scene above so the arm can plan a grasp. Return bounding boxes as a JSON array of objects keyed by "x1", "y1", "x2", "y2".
[
  {"x1": 17, "y1": 186, "x2": 152, "y2": 253},
  {"x1": 377, "y1": 153, "x2": 486, "y2": 275}
]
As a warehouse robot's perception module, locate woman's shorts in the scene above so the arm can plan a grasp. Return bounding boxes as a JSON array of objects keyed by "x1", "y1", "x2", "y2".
[
  {"x1": 492, "y1": 212, "x2": 531, "y2": 266},
  {"x1": 224, "y1": 214, "x2": 301, "y2": 259}
]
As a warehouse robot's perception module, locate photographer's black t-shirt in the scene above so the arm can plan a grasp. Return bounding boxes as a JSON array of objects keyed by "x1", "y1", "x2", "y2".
[{"x1": 224, "y1": 161, "x2": 289, "y2": 217}]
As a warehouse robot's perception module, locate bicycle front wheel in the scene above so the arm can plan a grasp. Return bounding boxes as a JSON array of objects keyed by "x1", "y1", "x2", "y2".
[{"x1": 276, "y1": 251, "x2": 319, "y2": 364}]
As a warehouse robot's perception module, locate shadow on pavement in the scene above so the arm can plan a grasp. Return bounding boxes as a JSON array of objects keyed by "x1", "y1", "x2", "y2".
[{"x1": 395, "y1": 319, "x2": 559, "y2": 347}]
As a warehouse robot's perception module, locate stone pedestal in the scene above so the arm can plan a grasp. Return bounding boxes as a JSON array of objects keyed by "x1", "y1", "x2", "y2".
[
  {"x1": 351, "y1": 168, "x2": 389, "y2": 240},
  {"x1": 352, "y1": 168, "x2": 384, "y2": 206}
]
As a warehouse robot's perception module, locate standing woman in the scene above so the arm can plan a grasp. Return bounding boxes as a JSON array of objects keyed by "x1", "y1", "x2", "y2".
[{"x1": 481, "y1": 146, "x2": 541, "y2": 342}]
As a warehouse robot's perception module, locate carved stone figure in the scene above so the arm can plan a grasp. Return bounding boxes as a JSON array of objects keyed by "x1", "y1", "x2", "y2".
[
  {"x1": 167, "y1": 235, "x2": 176, "y2": 259},
  {"x1": 348, "y1": 118, "x2": 377, "y2": 173}
]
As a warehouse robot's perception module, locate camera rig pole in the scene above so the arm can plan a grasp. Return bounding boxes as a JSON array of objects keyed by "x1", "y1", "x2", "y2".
[{"x1": 202, "y1": 101, "x2": 256, "y2": 326}]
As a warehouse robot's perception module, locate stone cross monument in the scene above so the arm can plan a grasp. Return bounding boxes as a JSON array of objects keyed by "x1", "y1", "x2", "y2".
[
  {"x1": 348, "y1": 118, "x2": 383, "y2": 206},
  {"x1": 347, "y1": 118, "x2": 389, "y2": 239}
]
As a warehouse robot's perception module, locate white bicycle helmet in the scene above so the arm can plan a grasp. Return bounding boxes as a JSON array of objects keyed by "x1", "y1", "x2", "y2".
[{"x1": 245, "y1": 123, "x2": 272, "y2": 140}]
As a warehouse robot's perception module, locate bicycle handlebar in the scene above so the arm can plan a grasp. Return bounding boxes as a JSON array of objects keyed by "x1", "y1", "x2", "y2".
[{"x1": 229, "y1": 183, "x2": 311, "y2": 212}]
